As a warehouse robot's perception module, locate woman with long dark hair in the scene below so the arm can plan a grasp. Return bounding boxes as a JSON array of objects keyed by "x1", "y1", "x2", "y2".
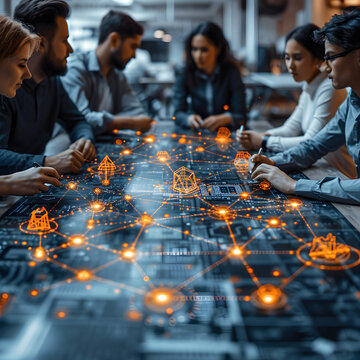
[{"x1": 173, "y1": 22, "x2": 247, "y2": 132}]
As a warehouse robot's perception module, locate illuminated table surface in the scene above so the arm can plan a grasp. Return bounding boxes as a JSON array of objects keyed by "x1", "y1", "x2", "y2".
[{"x1": 0, "y1": 122, "x2": 359, "y2": 360}]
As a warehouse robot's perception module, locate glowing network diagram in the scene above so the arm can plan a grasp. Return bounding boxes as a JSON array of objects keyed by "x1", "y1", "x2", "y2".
[{"x1": 10, "y1": 124, "x2": 360, "y2": 322}]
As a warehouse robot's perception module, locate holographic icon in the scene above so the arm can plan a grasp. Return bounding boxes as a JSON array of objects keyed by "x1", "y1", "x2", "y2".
[
  {"x1": 234, "y1": 151, "x2": 251, "y2": 171},
  {"x1": 172, "y1": 166, "x2": 199, "y2": 194},
  {"x1": 259, "y1": 179, "x2": 272, "y2": 190},
  {"x1": 98, "y1": 155, "x2": 116, "y2": 186},
  {"x1": 27, "y1": 207, "x2": 50, "y2": 231},
  {"x1": 156, "y1": 151, "x2": 170, "y2": 162},
  {"x1": 216, "y1": 127, "x2": 231, "y2": 141},
  {"x1": 216, "y1": 127, "x2": 231, "y2": 151},
  {"x1": 251, "y1": 284, "x2": 287, "y2": 310},
  {"x1": 309, "y1": 233, "x2": 350, "y2": 262}
]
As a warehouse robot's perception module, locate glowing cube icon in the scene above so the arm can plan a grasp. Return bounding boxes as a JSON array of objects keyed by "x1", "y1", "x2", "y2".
[
  {"x1": 172, "y1": 166, "x2": 199, "y2": 194},
  {"x1": 27, "y1": 207, "x2": 51, "y2": 231},
  {"x1": 234, "y1": 151, "x2": 251, "y2": 171},
  {"x1": 309, "y1": 233, "x2": 350, "y2": 261}
]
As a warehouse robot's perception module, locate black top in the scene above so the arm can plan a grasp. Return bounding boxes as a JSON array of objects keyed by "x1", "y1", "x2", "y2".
[
  {"x1": 172, "y1": 63, "x2": 247, "y2": 129},
  {"x1": 0, "y1": 76, "x2": 94, "y2": 174}
]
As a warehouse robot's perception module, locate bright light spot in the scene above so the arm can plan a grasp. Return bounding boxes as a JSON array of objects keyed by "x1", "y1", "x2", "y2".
[
  {"x1": 123, "y1": 149, "x2": 131, "y2": 155},
  {"x1": 156, "y1": 293, "x2": 169, "y2": 303},
  {"x1": 34, "y1": 247, "x2": 45, "y2": 259},
  {"x1": 76, "y1": 270, "x2": 92, "y2": 282},
  {"x1": 145, "y1": 135, "x2": 155, "y2": 143},
  {"x1": 232, "y1": 247, "x2": 242, "y2": 256},
  {"x1": 154, "y1": 29, "x2": 165, "y2": 38},
  {"x1": 123, "y1": 249, "x2": 135, "y2": 260},
  {"x1": 240, "y1": 192, "x2": 249, "y2": 199},
  {"x1": 67, "y1": 182, "x2": 77, "y2": 190}
]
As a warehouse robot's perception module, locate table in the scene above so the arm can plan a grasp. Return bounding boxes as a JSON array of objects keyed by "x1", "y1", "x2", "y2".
[{"x1": 0, "y1": 122, "x2": 359, "y2": 360}]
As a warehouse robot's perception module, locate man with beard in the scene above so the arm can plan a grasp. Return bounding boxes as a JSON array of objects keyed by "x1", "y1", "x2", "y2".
[
  {"x1": 0, "y1": 0, "x2": 96, "y2": 175},
  {"x1": 61, "y1": 10, "x2": 153, "y2": 136}
]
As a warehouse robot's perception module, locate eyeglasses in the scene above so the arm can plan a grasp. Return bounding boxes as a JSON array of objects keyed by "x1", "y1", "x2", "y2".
[{"x1": 323, "y1": 48, "x2": 356, "y2": 62}]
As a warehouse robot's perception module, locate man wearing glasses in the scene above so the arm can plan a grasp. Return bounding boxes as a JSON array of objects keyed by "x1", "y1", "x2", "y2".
[{"x1": 249, "y1": 9, "x2": 360, "y2": 204}]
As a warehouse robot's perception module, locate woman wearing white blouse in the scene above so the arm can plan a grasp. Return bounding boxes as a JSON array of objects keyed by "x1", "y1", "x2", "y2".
[{"x1": 237, "y1": 23, "x2": 356, "y2": 178}]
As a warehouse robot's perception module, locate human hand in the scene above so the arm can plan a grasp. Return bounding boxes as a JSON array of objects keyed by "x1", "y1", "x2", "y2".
[
  {"x1": 248, "y1": 154, "x2": 275, "y2": 174},
  {"x1": 202, "y1": 114, "x2": 231, "y2": 132},
  {"x1": 44, "y1": 148, "x2": 85, "y2": 174},
  {"x1": 4, "y1": 167, "x2": 61, "y2": 195},
  {"x1": 70, "y1": 138, "x2": 96, "y2": 161},
  {"x1": 131, "y1": 115, "x2": 154, "y2": 132},
  {"x1": 188, "y1": 114, "x2": 203, "y2": 129},
  {"x1": 236, "y1": 130, "x2": 265, "y2": 150},
  {"x1": 251, "y1": 163, "x2": 296, "y2": 194}
]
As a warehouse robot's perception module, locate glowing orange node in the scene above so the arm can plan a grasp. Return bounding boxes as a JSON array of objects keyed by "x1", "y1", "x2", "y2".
[
  {"x1": 57, "y1": 311, "x2": 66, "y2": 319},
  {"x1": 90, "y1": 201, "x2": 105, "y2": 213},
  {"x1": 122, "y1": 149, "x2": 131, "y2": 155},
  {"x1": 70, "y1": 235, "x2": 86, "y2": 247},
  {"x1": 289, "y1": 198, "x2": 303, "y2": 208},
  {"x1": 267, "y1": 217, "x2": 281, "y2": 228},
  {"x1": 195, "y1": 146, "x2": 205, "y2": 152},
  {"x1": 145, "y1": 135, "x2": 155, "y2": 143},
  {"x1": 252, "y1": 284, "x2": 287, "y2": 310},
  {"x1": 228, "y1": 245, "x2": 244, "y2": 258},
  {"x1": 140, "y1": 214, "x2": 153, "y2": 227},
  {"x1": 121, "y1": 249, "x2": 136, "y2": 261},
  {"x1": 30, "y1": 290, "x2": 38, "y2": 297},
  {"x1": 240, "y1": 192, "x2": 249, "y2": 199},
  {"x1": 76, "y1": 270, "x2": 93, "y2": 282},
  {"x1": 272, "y1": 270, "x2": 280, "y2": 277},
  {"x1": 66, "y1": 182, "x2": 77, "y2": 190},
  {"x1": 124, "y1": 194, "x2": 132, "y2": 201},
  {"x1": 93, "y1": 187, "x2": 101, "y2": 195},
  {"x1": 259, "y1": 180, "x2": 272, "y2": 191},
  {"x1": 102, "y1": 179, "x2": 110, "y2": 186}
]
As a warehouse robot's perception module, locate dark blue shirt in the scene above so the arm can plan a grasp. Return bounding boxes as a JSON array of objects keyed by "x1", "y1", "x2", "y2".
[
  {"x1": 0, "y1": 76, "x2": 94, "y2": 174},
  {"x1": 172, "y1": 63, "x2": 247, "y2": 129}
]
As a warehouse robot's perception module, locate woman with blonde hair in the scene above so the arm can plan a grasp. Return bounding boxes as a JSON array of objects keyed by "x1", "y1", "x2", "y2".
[{"x1": 0, "y1": 15, "x2": 61, "y2": 195}]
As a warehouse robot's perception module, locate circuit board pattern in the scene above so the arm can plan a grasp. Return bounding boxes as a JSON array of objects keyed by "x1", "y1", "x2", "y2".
[{"x1": 0, "y1": 122, "x2": 360, "y2": 360}]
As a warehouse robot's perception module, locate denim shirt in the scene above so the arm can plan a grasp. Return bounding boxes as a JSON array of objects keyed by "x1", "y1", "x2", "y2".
[
  {"x1": 271, "y1": 90, "x2": 360, "y2": 204},
  {"x1": 61, "y1": 50, "x2": 144, "y2": 135}
]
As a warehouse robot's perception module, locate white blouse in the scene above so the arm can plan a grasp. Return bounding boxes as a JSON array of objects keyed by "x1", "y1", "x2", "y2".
[{"x1": 265, "y1": 73, "x2": 356, "y2": 179}]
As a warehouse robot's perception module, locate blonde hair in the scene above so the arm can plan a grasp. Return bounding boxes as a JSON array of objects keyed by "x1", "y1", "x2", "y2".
[{"x1": 0, "y1": 15, "x2": 39, "y2": 61}]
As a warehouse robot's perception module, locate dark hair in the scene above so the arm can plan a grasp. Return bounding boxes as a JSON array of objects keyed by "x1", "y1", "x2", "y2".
[
  {"x1": 285, "y1": 23, "x2": 324, "y2": 59},
  {"x1": 185, "y1": 22, "x2": 231, "y2": 72},
  {"x1": 313, "y1": 9, "x2": 360, "y2": 51},
  {"x1": 14, "y1": 0, "x2": 69, "y2": 39},
  {"x1": 98, "y1": 11, "x2": 143, "y2": 44}
]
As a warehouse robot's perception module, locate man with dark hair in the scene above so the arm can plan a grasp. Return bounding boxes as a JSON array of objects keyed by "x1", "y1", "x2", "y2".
[
  {"x1": 0, "y1": 0, "x2": 96, "y2": 175},
  {"x1": 61, "y1": 10, "x2": 153, "y2": 136},
  {"x1": 249, "y1": 9, "x2": 360, "y2": 204}
]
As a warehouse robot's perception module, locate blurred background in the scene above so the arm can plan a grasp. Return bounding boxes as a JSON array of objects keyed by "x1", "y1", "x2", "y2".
[{"x1": 1, "y1": 0, "x2": 359, "y2": 120}]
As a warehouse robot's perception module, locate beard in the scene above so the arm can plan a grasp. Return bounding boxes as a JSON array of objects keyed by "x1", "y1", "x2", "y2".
[
  {"x1": 110, "y1": 48, "x2": 127, "y2": 71},
  {"x1": 41, "y1": 45, "x2": 67, "y2": 77}
]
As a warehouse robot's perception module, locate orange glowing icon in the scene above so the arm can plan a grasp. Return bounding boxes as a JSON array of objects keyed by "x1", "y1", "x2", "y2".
[
  {"x1": 27, "y1": 207, "x2": 51, "y2": 232},
  {"x1": 122, "y1": 149, "x2": 131, "y2": 155},
  {"x1": 157, "y1": 151, "x2": 170, "y2": 162},
  {"x1": 143, "y1": 287, "x2": 185, "y2": 313},
  {"x1": 259, "y1": 180, "x2": 272, "y2": 191},
  {"x1": 172, "y1": 166, "x2": 199, "y2": 194},
  {"x1": 32, "y1": 246, "x2": 48, "y2": 262},
  {"x1": 252, "y1": 284, "x2": 287, "y2": 310},
  {"x1": 195, "y1": 146, "x2": 205, "y2": 152},
  {"x1": 209, "y1": 206, "x2": 236, "y2": 220},
  {"x1": 240, "y1": 192, "x2": 250, "y2": 199},
  {"x1": 309, "y1": 233, "x2": 350, "y2": 262},
  {"x1": 215, "y1": 127, "x2": 231, "y2": 142},
  {"x1": 98, "y1": 155, "x2": 116, "y2": 186},
  {"x1": 234, "y1": 151, "x2": 251, "y2": 171},
  {"x1": 228, "y1": 245, "x2": 243, "y2": 258}
]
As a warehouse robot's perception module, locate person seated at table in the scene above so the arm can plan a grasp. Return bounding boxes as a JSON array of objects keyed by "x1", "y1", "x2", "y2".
[
  {"x1": 237, "y1": 24, "x2": 355, "y2": 175},
  {"x1": 250, "y1": 9, "x2": 360, "y2": 205},
  {"x1": 0, "y1": 15, "x2": 61, "y2": 196},
  {"x1": 61, "y1": 10, "x2": 153, "y2": 136},
  {"x1": 0, "y1": 0, "x2": 96, "y2": 176},
  {"x1": 172, "y1": 22, "x2": 247, "y2": 132}
]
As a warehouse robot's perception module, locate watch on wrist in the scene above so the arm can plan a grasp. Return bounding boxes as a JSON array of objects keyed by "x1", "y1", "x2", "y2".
[{"x1": 261, "y1": 136, "x2": 269, "y2": 151}]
